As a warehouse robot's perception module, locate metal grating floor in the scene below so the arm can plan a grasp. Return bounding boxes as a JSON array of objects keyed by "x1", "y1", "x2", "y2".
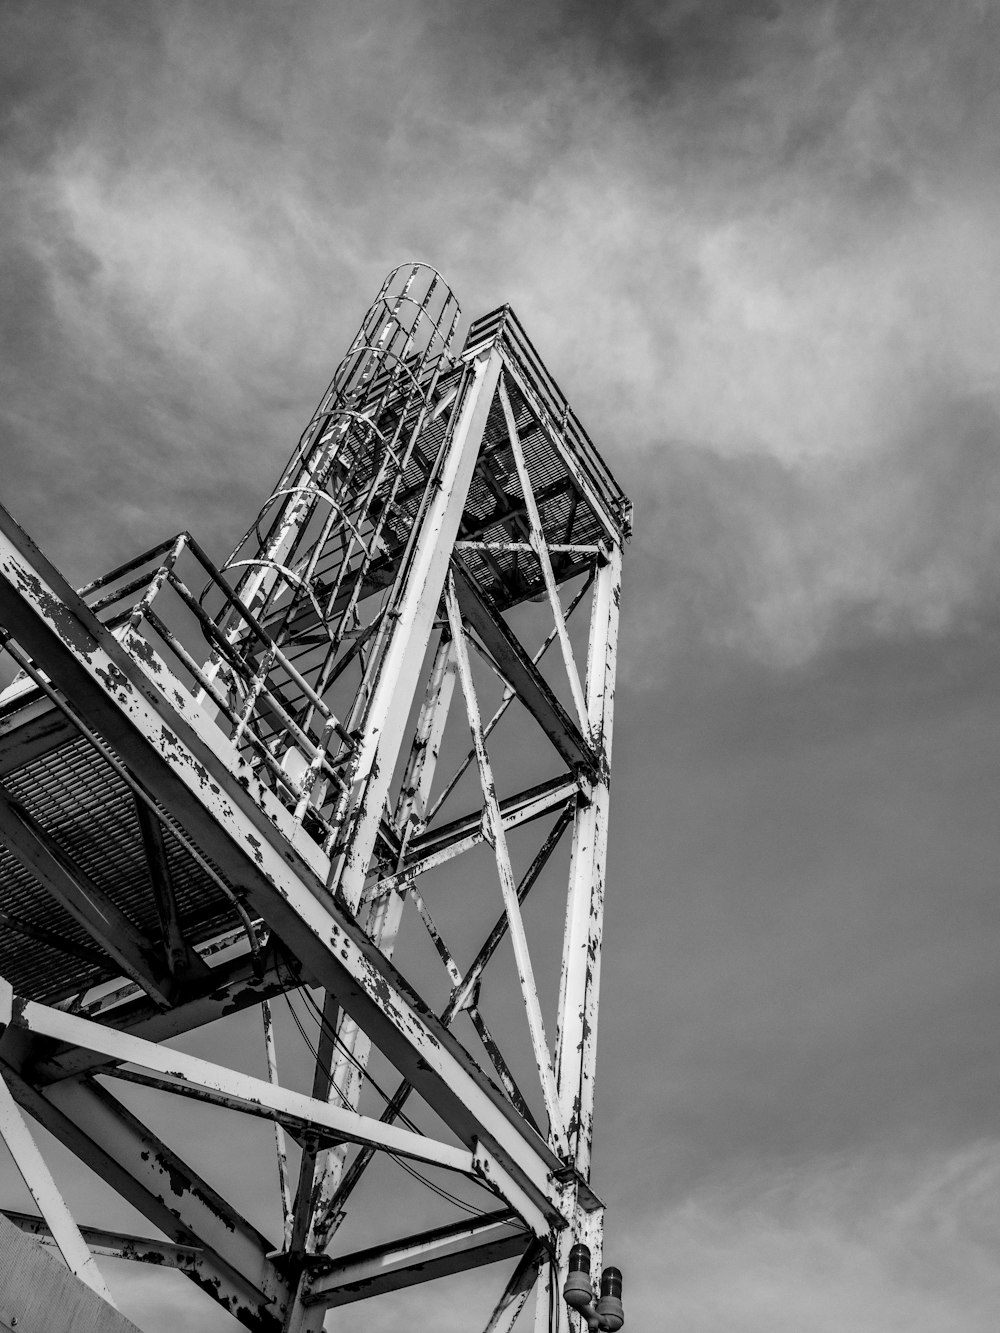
[{"x1": 0, "y1": 730, "x2": 241, "y2": 1004}]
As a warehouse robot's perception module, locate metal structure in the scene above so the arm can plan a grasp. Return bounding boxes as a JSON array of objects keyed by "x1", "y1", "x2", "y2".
[{"x1": 0, "y1": 264, "x2": 631, "y2": 1331}]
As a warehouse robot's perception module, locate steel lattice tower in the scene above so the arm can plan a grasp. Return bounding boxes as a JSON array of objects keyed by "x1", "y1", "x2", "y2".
[{"x1": 0, "y1": 264, "x2": 631, "y2": 1333}]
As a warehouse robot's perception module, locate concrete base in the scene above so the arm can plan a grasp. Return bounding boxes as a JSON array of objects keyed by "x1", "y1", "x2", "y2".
[{"x1": 0, "y1": 1212, "x2": 141, "y2": 1333}]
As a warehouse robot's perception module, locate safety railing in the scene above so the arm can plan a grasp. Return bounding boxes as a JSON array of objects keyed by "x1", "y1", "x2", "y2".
[
  {"x1": 464, "y1": 305, "x2": 633, "y2": 539},
  {"x1": 76, "y1": 534, "x2": 357, "y2": 846}
]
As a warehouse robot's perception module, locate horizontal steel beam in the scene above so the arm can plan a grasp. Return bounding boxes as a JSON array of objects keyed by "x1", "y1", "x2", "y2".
[
  {"x1": 303, "y1": 1211, "x2": 528, "y2": 1308},
  {"x1": 4, "y1": 1210, "x2": 204, "y2": 1275},
  {"x1": 0, "y1": 980, "x2": 474, "y2": 1175},
  {"x1": 369, "y1": 775, "x2": 578, "y2": 899},
  {"x1": 405, "y1": 774, "x2": 579, "y2": 864},
  {"x1": 32, "y1": 943, "x2": 295, "y2": 1084}
]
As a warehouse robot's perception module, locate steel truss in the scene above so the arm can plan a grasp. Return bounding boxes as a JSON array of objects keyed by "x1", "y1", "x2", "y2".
[{"x1": 0, "y1": 264, "x2": 630, "y2": 1331}]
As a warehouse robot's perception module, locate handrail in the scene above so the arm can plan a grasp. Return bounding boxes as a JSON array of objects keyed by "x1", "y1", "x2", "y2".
[
  {"x1": 464, "y1": 306, "x2": 632, "y2": 538},
  {"x1": 62, "y1": 530, "x2": 359, "y2": 847}
]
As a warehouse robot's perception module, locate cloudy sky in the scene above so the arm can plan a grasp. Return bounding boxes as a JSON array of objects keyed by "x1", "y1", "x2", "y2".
[{"x1": 4, "y1": 1, "x2": 1000, "y2": 1329}]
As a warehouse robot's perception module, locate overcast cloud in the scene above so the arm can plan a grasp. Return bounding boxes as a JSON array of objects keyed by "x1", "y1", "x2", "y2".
[{"x1": 3, "y1": 2, "x2": 1000, "y2": 1330}]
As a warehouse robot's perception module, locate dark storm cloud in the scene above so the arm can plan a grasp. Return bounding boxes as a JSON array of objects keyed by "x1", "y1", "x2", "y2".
[{"x1": 5, "y1": 0, "x2": 1000, "y2": 661}]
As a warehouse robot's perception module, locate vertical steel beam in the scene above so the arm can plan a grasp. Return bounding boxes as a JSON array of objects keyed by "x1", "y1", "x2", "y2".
[
  {"x1": 538, "y1": 543, "x2": 620, "y2": 1333},
  {"x1": 534, "y1": 1259, "x2": 556, "y2": 1333},
  {"x1": 332, "y1": 346, "x2": 502, "y2": 914},
  {"x1": 280, "y1": 635, "x2": 461, "y2": 1332},
  {"x1": 285, "y1": 987, "x2": 340, "y2": 1262},
  {"x1": 260, "y1": 998, "x2": 293, "y2": 1242},
  {"x1": 310, "y1": 633, "x2": 459, "y2": 1247}
]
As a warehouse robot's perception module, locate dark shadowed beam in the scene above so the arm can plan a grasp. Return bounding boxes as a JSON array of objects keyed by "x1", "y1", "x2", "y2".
[
  {"x1": 132, "y1": 796, "x2": 211, "y2": 981},
  {"x1": 450, "y1": 557, "x2": 599, "y2": 777},
  {"x1": 0, "y1": 783, "x2": 174, "y2": 1008}
]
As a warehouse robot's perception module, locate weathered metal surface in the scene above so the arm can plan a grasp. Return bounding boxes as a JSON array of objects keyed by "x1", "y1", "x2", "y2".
[
  {"x1": 446, "y1": 571, "x2": 568, "y2": 1157},
  {"x1": 302, "y1": 1212, "x2": 527, "y2": 1308},
  {"x1": 303, "y1": 632, "x2": 461, "y2": 1263},
  {"x1": 33, "y1": 943, "x2": 297, "y2": 1084},
  {"x1": 330, "y1": 342, "x2": 504, "y2": 912},
  {"x1": 0, "y1": 1212, "x2": 142, "y2": 1333},
  {"x1": 0, "y1": 1070, "x2": 114, "y2": 1303},
  {"x1": 5, "y1": 1210, "x2": 205, "y2": 1275},
  {"x1": 555, "y1": 544, "x2": 621, "y2": 1175},
  {"x1": 0, "y1": 498, "x2": 566, "y2": 1210},
  {"x1": 450, "y1": 558, "x2": 599, "y2": 775},
  {"x1": 0, "y1": 270, "x2": 628, "y2": 1332},
  {"x1": 260, "y1": 997, "x2": 293, "y2": 1239},
  {"x1": 1, "y1": 1063, "x2": 286, "y2": 1330},
  {"x1": 0, "y1": 981, "x2": 475, "y2": 1175}
]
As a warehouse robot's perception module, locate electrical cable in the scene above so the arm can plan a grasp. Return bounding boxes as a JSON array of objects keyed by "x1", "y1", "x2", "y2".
[
  {"x1": 387, "y1": 1153, "x2": 496, "y2": 1219},
  {"x1": 276, "y1": 951, "x2": 420, "y2": 1128},
  {"x1": 274, "y1": 948, "x2": 498, "y2": 1218},
  {"x1": 296, "y1": 981, "x2": 422, "y2": 1131}
]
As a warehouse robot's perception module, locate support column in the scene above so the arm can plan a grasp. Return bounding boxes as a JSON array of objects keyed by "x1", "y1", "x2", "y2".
[
  {"x1": 554, "y1": 542, "x2": 621, "y2": 1174},
  {"x1": 306, "y1": 632, "x2": 459, "y2": 1255},
  {"x1": 331, "y1": 345, "x2": 502, "y2": 913},
  {"x1": 538, "y1": 542, "x2": 621, "y2": 1333}
]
